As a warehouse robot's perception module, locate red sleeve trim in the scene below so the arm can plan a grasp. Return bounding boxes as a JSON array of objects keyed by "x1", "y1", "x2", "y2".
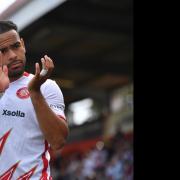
[{"x1": 57, "y1": 115, "x2": 67, "y2": 122}]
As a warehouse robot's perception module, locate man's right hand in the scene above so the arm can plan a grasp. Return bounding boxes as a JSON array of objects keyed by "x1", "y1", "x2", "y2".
[{"x1": 0, "y1": 51, "x2": 9, "y2": 93}]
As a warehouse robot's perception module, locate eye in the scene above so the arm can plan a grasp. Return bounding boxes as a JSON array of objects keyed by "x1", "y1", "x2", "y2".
[
  {"x1": 0, "y1": 48, "x2": 8, "y2": 54},
  {"x1": 11, "y1": 42, "x2": 21, "y2": 49}
]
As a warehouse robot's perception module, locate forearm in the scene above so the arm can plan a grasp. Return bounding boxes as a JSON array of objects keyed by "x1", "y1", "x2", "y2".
[{"x1": 29, "y1": 90, "x2": 69, "y2": 150}]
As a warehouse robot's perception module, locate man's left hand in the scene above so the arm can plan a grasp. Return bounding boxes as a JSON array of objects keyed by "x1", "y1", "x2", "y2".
[{"x1": 28, "y1": 55, "x2": 54, "y2": 92}]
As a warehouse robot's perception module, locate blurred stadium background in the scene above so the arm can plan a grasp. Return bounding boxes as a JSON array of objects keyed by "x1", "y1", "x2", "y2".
[{"x1": 0, "y1": 0, "x2": 133, "y2": 179}]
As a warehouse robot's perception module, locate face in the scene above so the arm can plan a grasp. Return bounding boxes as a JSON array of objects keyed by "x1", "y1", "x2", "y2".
[{"x1": 0, "y1": 30, "x2": 26, "y2": 81}]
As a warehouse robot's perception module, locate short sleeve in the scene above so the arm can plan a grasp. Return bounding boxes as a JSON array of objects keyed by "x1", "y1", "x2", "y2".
[{"x1": 41, "y1": 79, "x2": 66, "y2": 120}]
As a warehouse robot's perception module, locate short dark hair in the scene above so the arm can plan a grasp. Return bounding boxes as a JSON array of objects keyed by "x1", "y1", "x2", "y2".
[{"x1": 0, "y1": 20, "x2": 18, "y2": 34}]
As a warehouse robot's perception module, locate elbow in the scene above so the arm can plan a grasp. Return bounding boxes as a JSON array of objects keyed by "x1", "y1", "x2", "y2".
[
  {"x1": 51, "y1": 138, "x2": 67, "y2": 150},
  {"x1": 50, "y1": 121, "x2": 69, "y2": 150},
  {"x1": 50, "y1": 130, "x2": 69, "y2": 150}
]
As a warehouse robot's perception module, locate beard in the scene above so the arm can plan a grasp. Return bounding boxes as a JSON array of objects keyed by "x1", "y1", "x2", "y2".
[{"x1": 7, "y1": 59, "x2": 26, "y2": 79}]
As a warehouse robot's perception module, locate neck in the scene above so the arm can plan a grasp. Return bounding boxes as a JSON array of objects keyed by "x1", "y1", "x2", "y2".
[{"x1": 9, "y1": 74, "x2": 23, "y2": 83}]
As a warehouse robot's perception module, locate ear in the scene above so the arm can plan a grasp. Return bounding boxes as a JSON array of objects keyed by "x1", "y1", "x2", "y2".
[{"x1": 20, "y1": 38, "x2": 26, "y2": 53}]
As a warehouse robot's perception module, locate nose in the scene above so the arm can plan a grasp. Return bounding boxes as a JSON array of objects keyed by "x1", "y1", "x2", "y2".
[{"x1": 8, "y1": 49, "x2": 17, "y2": 61}]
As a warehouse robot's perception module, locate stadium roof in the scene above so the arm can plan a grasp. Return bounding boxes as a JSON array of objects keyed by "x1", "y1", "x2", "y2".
[{"x1": 1, "y1": 0, "x2": 133, "y2": 105}]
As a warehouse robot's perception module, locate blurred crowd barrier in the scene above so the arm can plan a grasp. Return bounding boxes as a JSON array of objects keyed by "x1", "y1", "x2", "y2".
[{"x1": 50, "y1": 130, "x2": 133, "y2": 180}]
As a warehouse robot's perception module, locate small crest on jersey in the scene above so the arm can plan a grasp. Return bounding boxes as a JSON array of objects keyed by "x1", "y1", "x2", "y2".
[{"x1": 16, "y1": 87, "x2": 30, "y2": 99}]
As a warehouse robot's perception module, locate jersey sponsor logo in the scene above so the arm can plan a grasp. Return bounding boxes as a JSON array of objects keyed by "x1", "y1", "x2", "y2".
[
  {"x1": 2, "y1": 110, "x2": 25, "y2": 117},
  {"x1": 16, "y1": 87, "x2": 30, "y2": 99},
  {"x1": 50, "y1": 104, "x2": 64, "y2": 111}
]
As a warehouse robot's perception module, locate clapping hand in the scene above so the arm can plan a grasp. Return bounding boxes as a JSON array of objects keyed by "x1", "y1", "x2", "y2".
[
  {"x1": 0, "y1": 51, "x2": 10, "y2": 93},
  {"x1": 28, "y1": 55, "x2": 54, "y2": 92}
]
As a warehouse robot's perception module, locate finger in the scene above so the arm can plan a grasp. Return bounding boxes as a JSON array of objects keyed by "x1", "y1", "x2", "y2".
[
  {"x1": 41, "y1": 58, "x2": 46, "y2": 69},
  {"x1": 40, "y1": 69, "x2": 48, "y2": 76},
  {"x1": 2, "y1": 65, "x2": 8, "y2": 76},
  {"x1": 45, "y1": 55, "x2": 54, "y2": 69},
  {"x1": 0, "y1": 51, "x2": 2, "y2": 67},
  {"x1": 35, "y1": 63, "x2": 40, "y2": 75},
  {"x1": 44, "y1": 55, "x2": 50, "y2": 69},
  {"x1": 40, "y1": 58, "x2": 48, "y2": 76},
  {"x1": 48, "y1": 56, "x2": 54, "y2": 68}
]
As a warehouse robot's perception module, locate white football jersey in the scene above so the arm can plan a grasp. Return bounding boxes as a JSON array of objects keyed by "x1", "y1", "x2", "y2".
[{"x1": 0, "y1": 72, "x2": 66, "y2": 180}]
